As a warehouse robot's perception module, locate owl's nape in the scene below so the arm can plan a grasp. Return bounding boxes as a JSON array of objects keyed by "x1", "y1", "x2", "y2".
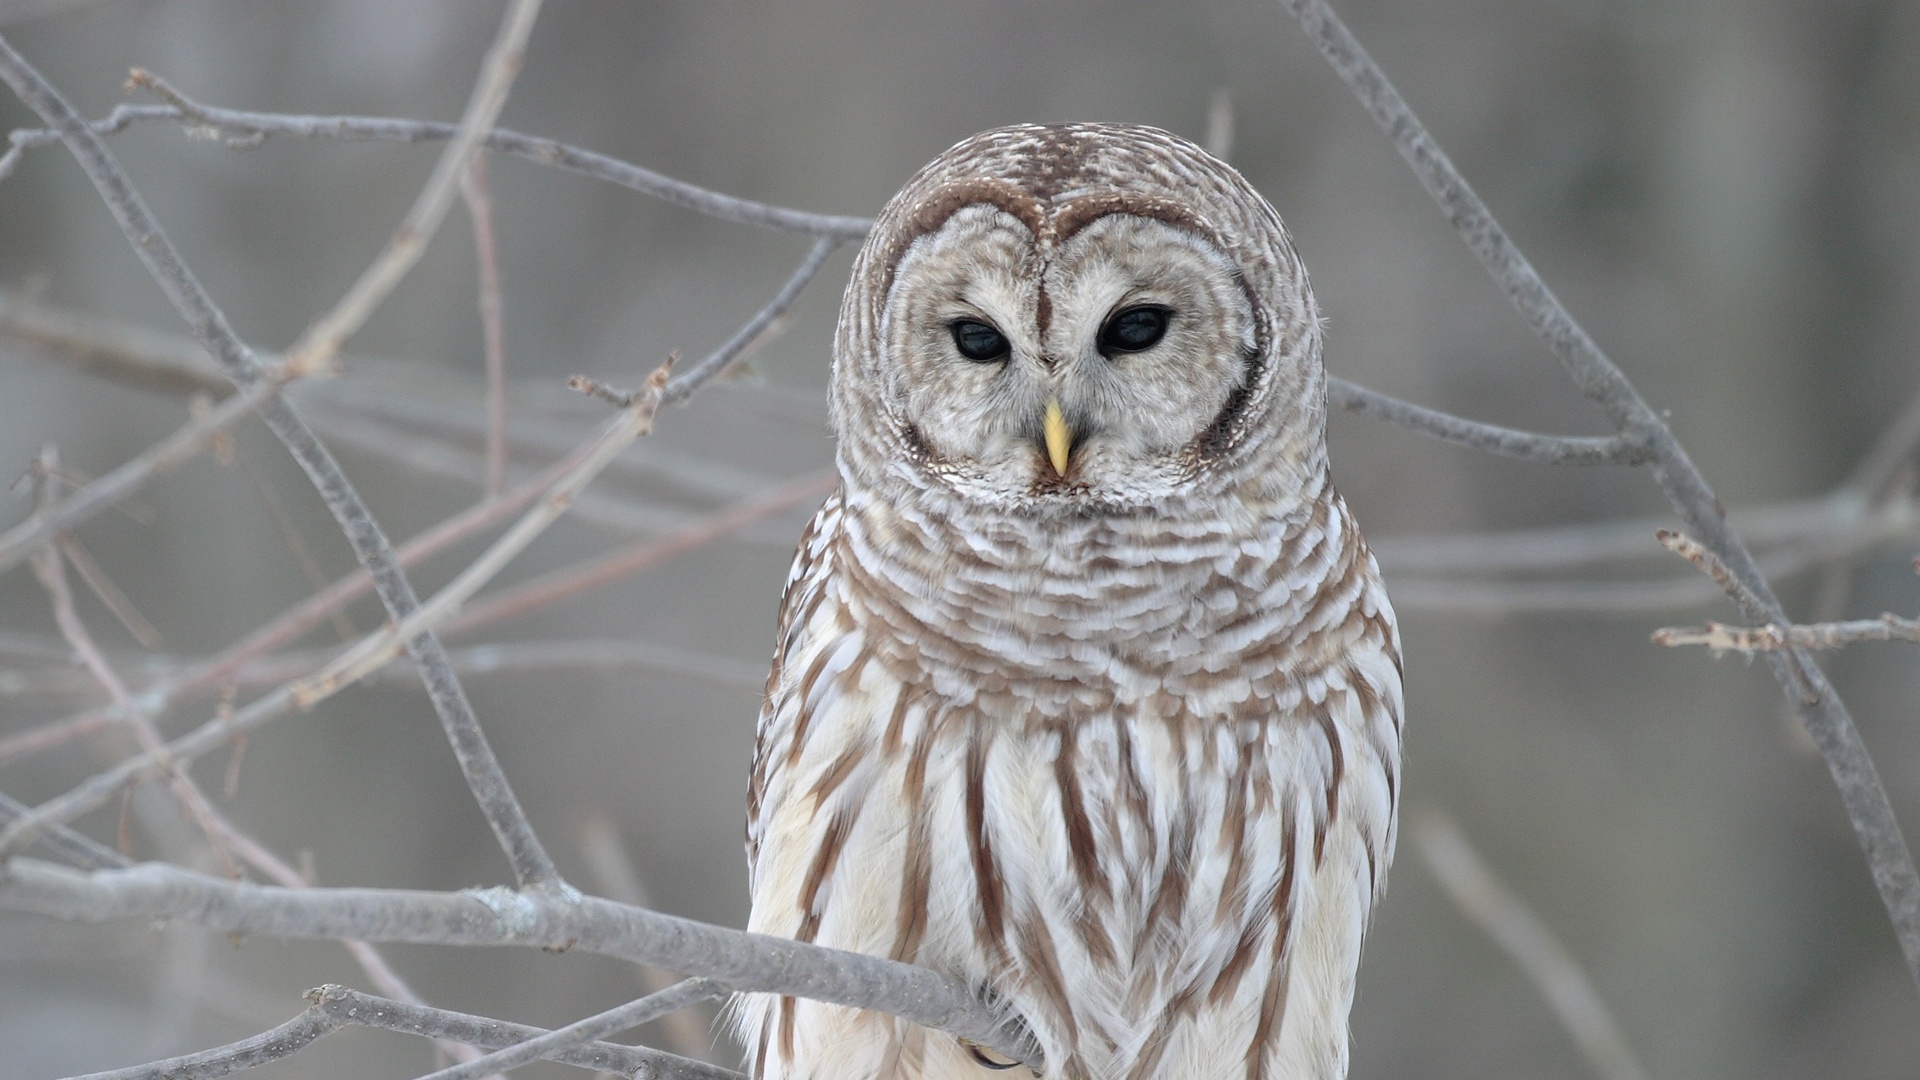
[{"x1": 747, "y1": 124, "x2": 1401, "y2": 1080}]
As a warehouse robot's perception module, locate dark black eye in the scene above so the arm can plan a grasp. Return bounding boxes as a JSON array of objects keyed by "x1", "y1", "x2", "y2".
[
  {"x1": 1097, "y1": 306, "x2": 1171, "y2": 356},
  {"x1": 950, "y1": 319, "x2": 1010, "y2": 363}
]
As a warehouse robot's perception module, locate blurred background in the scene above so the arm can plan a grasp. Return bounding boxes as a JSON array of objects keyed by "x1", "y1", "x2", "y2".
[{"x1": 1, "y1": 0, "x2": 1916, "y2": 1077}]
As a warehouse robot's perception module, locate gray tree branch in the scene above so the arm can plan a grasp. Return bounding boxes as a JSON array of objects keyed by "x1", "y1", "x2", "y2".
[
  {"x1": 1280, "y1": 0, "x2": 1920, "y2": 984},
  {"x1": 0, "y1": 858, "x2": 1044, "y2": 1070}
]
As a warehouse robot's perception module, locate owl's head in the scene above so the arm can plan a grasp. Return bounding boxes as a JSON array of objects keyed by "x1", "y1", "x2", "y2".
[{"x1": 832, "y1": 123, "x2": 1326, "y2": 515}]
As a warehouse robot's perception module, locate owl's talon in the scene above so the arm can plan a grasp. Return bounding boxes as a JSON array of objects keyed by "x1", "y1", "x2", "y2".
[{"x1": 960, "y1": 1039, "x2": 1023, "y2": 1071}]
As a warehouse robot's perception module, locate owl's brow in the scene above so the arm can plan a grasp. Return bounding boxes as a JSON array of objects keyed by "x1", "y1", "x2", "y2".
[{"x1": 879, "y1": 182, "x2": 1227, "y2": 305}]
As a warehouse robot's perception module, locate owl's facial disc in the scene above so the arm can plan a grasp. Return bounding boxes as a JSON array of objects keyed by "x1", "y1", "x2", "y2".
[{"x1": 882, "y1": 204, "x2": 1259, "y2": 505}]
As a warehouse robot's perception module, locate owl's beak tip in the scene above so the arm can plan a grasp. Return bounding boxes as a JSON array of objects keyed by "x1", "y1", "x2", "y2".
[{"x1": 1043, "y1": 399, "x2": 1072, "y2": 475}]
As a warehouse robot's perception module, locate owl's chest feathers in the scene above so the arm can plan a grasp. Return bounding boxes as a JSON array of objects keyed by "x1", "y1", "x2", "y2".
[{"x1": 827, "y1": 483, "x2": 1367, "y2": 726}]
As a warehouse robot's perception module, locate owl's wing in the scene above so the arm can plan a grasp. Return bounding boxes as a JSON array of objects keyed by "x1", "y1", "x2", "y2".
[{"x1": 746, "y1": 488, "x2": 845, "y2": 878}]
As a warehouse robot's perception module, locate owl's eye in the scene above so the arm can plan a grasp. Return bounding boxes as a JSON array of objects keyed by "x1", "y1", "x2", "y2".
[
  {"x1": 950, "y1": 319, "x2": 1011, "y2": 363},
  {"x1": 1097, "y1": 305, "x2": 1171, "y2": 356}
]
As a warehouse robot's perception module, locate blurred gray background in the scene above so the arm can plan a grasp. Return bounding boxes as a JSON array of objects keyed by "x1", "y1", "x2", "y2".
[{"x1": 1, "y1": 1, "x2": 1917, "y2": 1077}]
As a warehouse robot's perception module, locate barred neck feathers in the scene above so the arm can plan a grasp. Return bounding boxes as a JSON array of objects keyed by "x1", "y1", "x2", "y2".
[{"x1": 830, "y1": 459, "x2": 1367, "y2": 718}]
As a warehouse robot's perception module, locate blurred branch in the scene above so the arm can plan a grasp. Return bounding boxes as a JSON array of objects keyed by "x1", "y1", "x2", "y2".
[
  {"x1": 221, "y1": 0, "x2": 542, "y2": 378},
  {"x1": 1204, "y1": 87, "x2": 1234, "y2": 161},
  {"x1": 27, "y1": 451, "x2": 496, "y2": 1068},
  {"x1": 2, "y1": 88, "x2": 873, "y2": 238},
  {"x1": 579, "y1": 809, "x2": 723, "y2": 1061},
  {"x1": 0, "y1": 788, "x2": 129, "y2": 870},
  {"x1": 1283, "y1": 0, "x2": 1920, "y2": 981},
  {"x1": 1329, "y1": 379, "x2": 1646, "y2": 466},
  {"x1": 0, "y1": 637, "x2": 764, "y2": 699},
  {"x1": 1414, "y1": 812, "x2": 1653, "y2": 1080},
  {"x1": 462, "y1": 153, "x2": 512, "y2": 498},
  {"x1": 0, "y1": 370, "x2": 288, "y2": 574},
  {"x1": 444, "y1": 467, "x2": 835, "y2": 634},
  {"x1": 662, "y1": 237, "x2": 840, "y2": 405},
  {"x1": 0, "y1": 14, "x2": 568, "y2": 891},
  {"x1": 0, "y1": 858, "x2": 1045, "y2": 1071},
  {"x1": 1652, "y1": 614, "x2": 1920, "y2": 652}
]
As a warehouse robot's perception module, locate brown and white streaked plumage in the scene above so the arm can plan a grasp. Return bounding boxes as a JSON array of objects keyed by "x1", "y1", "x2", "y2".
[{"x1": 740, "y1": 124, "x2": 1402, "y2": 1080}]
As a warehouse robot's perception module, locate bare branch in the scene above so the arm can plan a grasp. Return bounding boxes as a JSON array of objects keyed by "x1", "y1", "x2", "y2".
[
  {"x1": 0, "y1": 789, "x2": 129, "y2": 871},
  {"x1": 415, "y1": 979, "x2": 724, "y2": 1080},
  {"x1": 0, "y1": 859, "x2": 1045, "y2": 1071},
  {"x1": 59, "y1": 1004, "x2": 341, "y2": 1080},
  {"x1": 462, "y1": 153, "x2": 512, "y2": 497},
  {"x1": 308, "y1": 984, "x2": 741, "y2": 1080},
  {"x1": 1414, "y1": 812, "x2": 1652, "y2": 1080},
  {"x1": 662, "y1": 237, "x2": 840, "y2": 405},
  {"x1": 238, "y1": 0, "x2": 542, "y2": 377},
  {"x1": 579, "y1": 810, "x2": 722, "y2": 1061},
  {"x1": 1844, "y1": 382, "x2": 1920, "y2": 502},
  {"x1": 0, "y1": 26, "x2": 570, "y2": 890},
  {"x1": 1329, "y1": 379, "x2": 1645, "y2": 466},
  {"x1": 1282, "y1": 0, "x2": 1920, "y2": 983},
  {"x1": 289, "y1": 359, "x2": 671, "y2": 707},
  {"x1": 5, "y1": 92, "x2": 873, "y2": 237},
  {"x1": 1651, "y1": 529, "x2": 1772, "y2": 619},
  {"x1": 1653, "y1": 613, "x2": 1920, "y2": 653},
  {"x1": 443, "y1": 467, "x2": 835, "y2": 635},
  {"x1": 1204, "y1": 87, "x2": 1235, "y2": 161},
  {"x1": 0, "y1": 372, "x2": 286, "y2": 574}
]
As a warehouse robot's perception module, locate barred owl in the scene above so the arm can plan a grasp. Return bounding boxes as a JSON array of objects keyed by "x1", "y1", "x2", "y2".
[{"x1": 740, "y1": 124, "x2": 1402, "y2": 1080}]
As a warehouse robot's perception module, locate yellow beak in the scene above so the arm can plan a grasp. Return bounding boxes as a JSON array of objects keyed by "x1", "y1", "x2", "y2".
[{"x1": 1042, "y1": 399, "x2": 1072, "y2": 476}]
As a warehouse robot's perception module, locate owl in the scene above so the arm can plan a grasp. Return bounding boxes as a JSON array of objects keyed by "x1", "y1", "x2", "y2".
[{"x1": 740, "y1": 124, "x2": 1402, "y2": 1080}]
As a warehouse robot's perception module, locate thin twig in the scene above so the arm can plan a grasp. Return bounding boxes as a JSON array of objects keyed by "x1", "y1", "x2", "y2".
[
  {"x1": 1204, "y1": 87, "x2": 1235, "y2": 161},
  {"x1": 1653, "y1": 613, "x2": 1920, "y2": 653},
  {"x1": 579, "y1": 810, "x2": 721, "y2": 1061},
  {"x1": 1329, "y1": 378, "x2": 1644, "y2": 466},
  {"x1": 1652, "y1": 529, "x2": 1771, "y2": 617},
  {"x1": 6, "y1": 94, "x2": 873, "y2": 237},
  {"x1": 242, "y1": 0, "x2": 541, "y2": 378},
  {"x1": 662, "y1": 237, "x2": 840, "y2": 405},
  {"x1": 462, "y1": 152, "x2": 511, "y2": 498},
  {"x1": 443, "y1": 467, "x2": 835, "y2": 635},
  {"x1": 290, "y1": 358, "x2": 672, "y2": 705},
  {"x1": 414, "y1": 979, "x2": 725, "y2": 1080},
  {"x1": 56, "y1": 1004, "x2": 341, "y2": 1080},
  {"x1": 1414, "y1": 812, "x2": 1653, "y2": 1080},
  {"x1": 0, "y1": 362, "x2": 675, "y2": 858},
  {"x1": 0, "y1": 788, "x2": 130, "y2": 871},
  {"x1": 56, "y1": 535, "x2": 164, "y2": 648},
  {"x1": 309, "y1": 984, "x2": 741, "y2": 1080},
  {"x1": 0, "y1": 373, "x2": 286, "y2": 574},
  {"x1": 0, "y1": 858, "x2": 1045, "y2": 1071},
  {"x1": 1282, "y1": 0, "x2": 1920, "y2": 983}
]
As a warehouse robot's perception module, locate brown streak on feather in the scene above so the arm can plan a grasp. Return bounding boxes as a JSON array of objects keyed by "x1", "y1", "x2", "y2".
[
  {"x1": 1213, "y1": 739, "x2": 1256, "y2": 924},
  {"x1": 1016, "y1": 912, "x2": 1082, "y2": 1047},
  {"x1": 1246, "y1": 797, "x2": 1299, "y2": 1080},
  {"x1": 797, "y1": 806, "x2": 856, "y2": 944},
  {"x1": 777, "y1": 995, "x2": 797, "y2": 1063},
  {"x1": 1313, "y1": 706, "x2": 1344, "y2": 867},
  {"x1": 966, "y1": 726, "x2": 1009, "y2": 958}
]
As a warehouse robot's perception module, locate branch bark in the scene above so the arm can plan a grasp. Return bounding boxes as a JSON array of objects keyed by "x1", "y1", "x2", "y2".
[{"x1": 0, "y1": 858, "x2": 1044, "y2": 1071}]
